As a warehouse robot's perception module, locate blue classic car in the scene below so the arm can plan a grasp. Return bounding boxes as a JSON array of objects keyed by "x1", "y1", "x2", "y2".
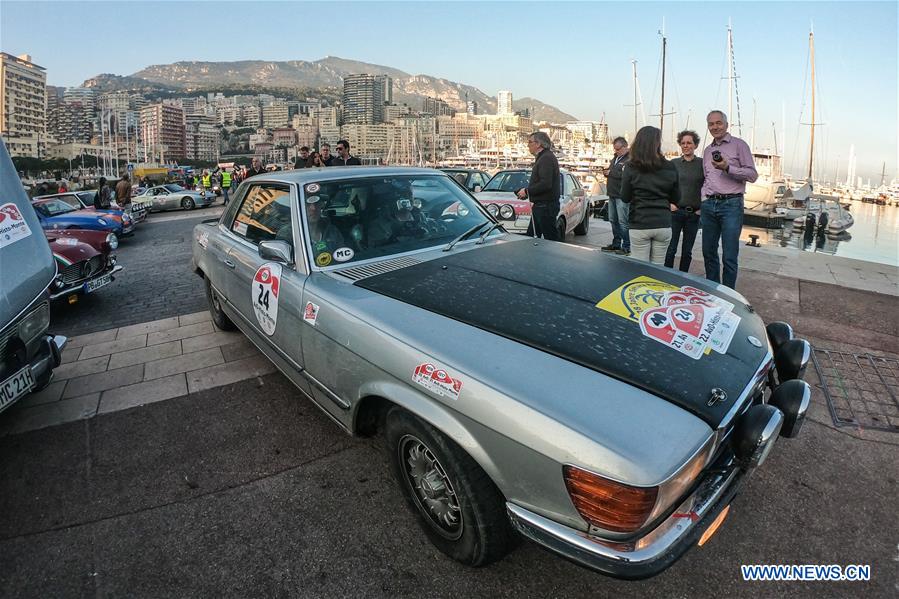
[
  {"x1": 30, "y1": 197, "x2": 132, "y2": 237},
  {"x1": 34, "y1": 191, "x2": 148, "y2": 225}
]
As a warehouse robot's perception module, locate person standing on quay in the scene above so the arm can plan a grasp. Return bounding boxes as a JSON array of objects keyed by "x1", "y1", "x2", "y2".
[
  {"x1": 601, "y1": 137, "x2": 631, "y2": 255},
  {"x1": 701, "y1": 110, "x2": 758, "y2": 288},
  {"x1": 619, "y1": 126, "x2": 679, "y2": 264},
  {"x1": 332, "y1": 140, "x2": 362, "y2": 166},
  {"x1": 245, "y1": 157, "x2": 266, "y2": 179},
  {"x1": 320, "y1": 144, "x2": 335, "y2": 166},
  {"x1": 516, "y1": 131, "x2": 561, "y2": 241},
  {"x1": 220, "y1": 169, "x2": 232, "y2": 205},
  {"x1": 115, "y1": 173, "x2": 132, "y2": 209},
  {"x1": 665, "y1": 130, "x2": 704, "y2": 272}
]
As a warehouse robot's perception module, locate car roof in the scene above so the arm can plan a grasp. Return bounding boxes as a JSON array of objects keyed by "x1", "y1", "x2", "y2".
[
  {"x1": 243, "y1": 166, "x2": 446, "y2": 186},
  {"x1": 491, "y1": 168, "x2": 571, "y2": 175}
]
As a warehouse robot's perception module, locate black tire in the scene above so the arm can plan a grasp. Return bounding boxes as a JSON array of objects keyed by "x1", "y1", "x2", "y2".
[
  {"x1": 181, "y1": 197, "x2": 195, "y2": 210},
  {"x1": 385, "y1": 407, "x2": 517, "y2": 567},
  {"x1": 556, "y1": 217, "x2": 567, "y2": 241},
  {"x1": 573, "y1": 207, "x2": 590, "y2": 235},
  {"x1": 205, "y1": 277, "x2": 235, "y2": 331}
]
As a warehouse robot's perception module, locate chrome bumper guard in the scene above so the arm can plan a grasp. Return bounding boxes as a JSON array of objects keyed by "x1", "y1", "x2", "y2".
[
  {"x1": 50, "y1": 265, "x2": 124, "y2": 300},
  {"x1": 507, "y1": 462, "x2": 743, "y2": 580}
]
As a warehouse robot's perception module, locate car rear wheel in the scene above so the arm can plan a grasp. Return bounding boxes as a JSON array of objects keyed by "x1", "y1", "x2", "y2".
[
  {"x1": 181, "y1": 197, "x2": 195, "y2": 210},
  {"x1": 556, "y1": 217, "x2": 566, "y2": 241},
  {"x1": 385, "y1": 407, "x2": 517, "y2": 567},
  {"x1": 205, "y1": 277, "x2": 235, "y2": 331},
  {"x1": 573, "y1": 207, "x2": 590, "y2": 235}
]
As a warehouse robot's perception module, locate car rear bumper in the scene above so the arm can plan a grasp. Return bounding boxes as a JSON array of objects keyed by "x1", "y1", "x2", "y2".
[{"x1": 507, "y1": 461, "x2": 744, "y2": 580}]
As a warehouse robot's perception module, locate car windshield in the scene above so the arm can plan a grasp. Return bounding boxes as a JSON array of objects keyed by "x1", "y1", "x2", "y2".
[
  {"x1": 164, "y1": 184, "x2": 185, "y2": 192},
  {"x1": 483, "y1": 171, "x2": 530, "y2": 192},
  {"x1": 33, "y1": 199, "x2": 78, "y2": 217},
  {"x1": 52, "y1": 194, "x2": 83, "y2": 210},
  {"x1": 301, "y1": 174, "x2": 492, "y2": 267}
]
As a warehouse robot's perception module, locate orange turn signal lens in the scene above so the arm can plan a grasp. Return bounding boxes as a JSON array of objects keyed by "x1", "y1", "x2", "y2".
[
  {"x1": 563, "y1": 465, "x2": 658, "y2": 533},
  {"x1": 698, "y1": 505, "x2": 730, "y2": 546}
]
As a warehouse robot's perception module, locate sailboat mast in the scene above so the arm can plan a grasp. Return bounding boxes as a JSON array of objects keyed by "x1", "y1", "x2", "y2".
[
  {"x1": 659, "y1": 34, "x2": 666, "y2": 132},
  {"x1": 632, "y1": 60, "x2": 639, "y2": 136},
  {"x1": 807, "y1": 30, "x2": 815, "y2": 179},
  {"x1": 727, "y1": 25, "x2": 733, "y2": 127}
]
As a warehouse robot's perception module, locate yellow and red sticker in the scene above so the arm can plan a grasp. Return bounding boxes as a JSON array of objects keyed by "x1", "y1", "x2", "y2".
[
  {"x1": 596, "y1": 276, "x2": 740, "y2": 359},
  {"x1": 412, "y1": 362, "x2": 463, "y2": 400}
]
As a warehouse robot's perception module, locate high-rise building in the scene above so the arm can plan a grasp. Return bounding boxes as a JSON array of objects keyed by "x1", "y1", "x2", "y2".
[
  {"x1": 140, "y1": 103, "x2": 185, "y2": 161},
  {"x1": 262, "y1": 101, "x2": 290, "y2": 129},
  {"x1": 379, "y1": 75, "x2": 393, "y2": 105},
  {"x1": 466, "y1": 101, "x2": 478, "y2": 115},
  {"x1": 342, "y1": 74, "x2": 386, "y2": 125},
  {"x1": 0, "y1": 52, "x2": 47, "y2": 157},
  {"x1": 184, "y1": 113, "x2": 219, "y2": 161},
  {"x1": 497, "y1": 90, "x2": 513, "y2": 116},
  {"x1": 423, "y1": 97, "x2": 455, "y2": 117}
]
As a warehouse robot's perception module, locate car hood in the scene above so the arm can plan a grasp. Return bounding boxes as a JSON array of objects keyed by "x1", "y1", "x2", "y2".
[
  {"x1": 475, "y1": 191, "x2": 520, "y2": 203},
  {"x1": 354, "y1": 238, "x2": 769, "y2": 427},
  {"x1": 45, "y1": 229, "x2": 108, "y2": 253}
]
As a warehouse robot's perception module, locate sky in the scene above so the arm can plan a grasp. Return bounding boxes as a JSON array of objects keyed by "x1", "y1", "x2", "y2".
[{"x1": 1, "y1": 0, "x2": 896, "y2": 184}]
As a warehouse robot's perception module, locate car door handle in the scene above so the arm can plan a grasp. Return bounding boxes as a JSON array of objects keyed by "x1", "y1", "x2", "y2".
[{"x1": 223, "y1": 259, "x2": 235, "y2": 269}]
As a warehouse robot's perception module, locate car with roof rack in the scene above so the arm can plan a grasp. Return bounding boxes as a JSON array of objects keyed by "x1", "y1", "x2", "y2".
[{"x1": 190, "y1": 166, "x2": 811, "y2": 579}]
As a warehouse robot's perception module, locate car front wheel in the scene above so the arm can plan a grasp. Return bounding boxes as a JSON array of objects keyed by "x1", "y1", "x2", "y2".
[
  {"x1": 205, "y1": 277, "x2": 235, "y2": 330},
  {"x1": 181, "y1": 197, "x2": 195, "y2": 210},
  {"x1": 385, "y1": 407, "x2": 517, "y2": 567}
]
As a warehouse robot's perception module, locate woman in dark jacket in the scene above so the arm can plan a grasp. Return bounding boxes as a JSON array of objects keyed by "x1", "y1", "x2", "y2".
[{"x1": 620, "y1": 126, "x2": 680, "y2": 264}]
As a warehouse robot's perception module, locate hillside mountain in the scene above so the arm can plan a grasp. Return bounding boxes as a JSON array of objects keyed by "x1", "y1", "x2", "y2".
[{"x1": 85, "y1": 56, "x2": 579, "y2": 122}]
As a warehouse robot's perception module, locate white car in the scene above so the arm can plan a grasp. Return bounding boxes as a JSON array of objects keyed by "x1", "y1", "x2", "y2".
[{"x1": 136, "y1": 184, "x2": 215, "y2": 212}]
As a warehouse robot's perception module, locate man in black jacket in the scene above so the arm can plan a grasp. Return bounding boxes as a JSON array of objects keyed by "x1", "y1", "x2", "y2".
[
  {"x1": 602, "y1": 137, "x2": 630, "y2": 254},
  {"x1": 332, "y1": 140, "x2": 362, "y2": 166},
  {"x1": 516, "y1": 131, "x2": 561, "y2": 241}
]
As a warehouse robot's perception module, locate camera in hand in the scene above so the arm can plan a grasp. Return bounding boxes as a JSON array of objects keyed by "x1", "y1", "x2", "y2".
[{"x1": 712, "y1": 150, "x2": 722, "y2": 162}]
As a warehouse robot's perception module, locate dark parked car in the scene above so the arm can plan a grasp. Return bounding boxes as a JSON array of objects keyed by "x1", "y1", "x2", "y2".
[{"x1": 44, "y1": 229, "x2": 123, "y2": 303}]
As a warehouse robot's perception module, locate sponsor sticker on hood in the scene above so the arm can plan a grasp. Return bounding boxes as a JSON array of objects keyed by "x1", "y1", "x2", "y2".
[
  {"x1": 0, "y1": 202, "x2": 32, "y2": 249},
  {"x1": 597, "y1": 276, "x2": 740, "y2": 359}
]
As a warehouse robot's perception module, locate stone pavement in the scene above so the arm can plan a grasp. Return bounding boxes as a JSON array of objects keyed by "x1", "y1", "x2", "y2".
[{"x1": 0, "y1": 311, "x2": 275, "y2": 437}]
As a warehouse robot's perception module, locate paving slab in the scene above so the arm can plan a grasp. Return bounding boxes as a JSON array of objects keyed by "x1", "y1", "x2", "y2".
[
  {"x1": 146, "y1": 321, "x2": 214, "y2": 346},
  {"x1": 77, "y1": 335, "x2": 147, "y2": 360},
  {"x1": 115, "y1": 316, "x2": 181, "y2": 340},
  {"x1": 59, "y1": 347, "x2": 80, "y2": 365},
  {"x1": 186, "y1": 355, "x2": 277, "y2": 394},
  {"x1": 220, "y1": 338, "x2": 262, "y2": 362},
  {"x1": 98, "y1": 374, "x2": 188, "y2": 415},
  {"x1": 178, "y1": 311, "x2": 212, "y2": 327},
  {"x1": 66, "y1": 328, "x2": 117, "y2": 349},
  {"x1": 7, "y1": 394, "x2": 100, "y2": 435},
  {"x1": 143, "y1": 347, "x2": 224, "y2": 381},
  {"x1": 107, "y1": 340, "x2": 182, "y2": 370},
  {"x1": 181, "y1": 330, "x2": 245, "y2": 353},
  {"x1": 51, "y1": 355, "x2": 111, "y2": 381},
  {"x1": 13, "y1": 380, "x2": 67, "y2": 409},
  {"x1": 62, "y1": 365, "x2": 145, "y2": 399}
]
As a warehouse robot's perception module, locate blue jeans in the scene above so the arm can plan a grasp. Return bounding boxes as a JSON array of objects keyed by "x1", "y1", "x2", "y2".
[
  {"x1": 223, "y1": 187, "x2": 230, "y2": 204},
  {"x1": 607, "y1": 197, "x2": 630, "y2": 251},
  {"x1": 701, "y1": 196, "x2": 744, "y2": 288},
  {"x1": 665, "y1": 209, "x2": 700, "y2": 272}
]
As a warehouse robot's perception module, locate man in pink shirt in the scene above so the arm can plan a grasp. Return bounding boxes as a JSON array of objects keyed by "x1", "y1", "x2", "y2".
[{"x1": 700, "y1": 110, "x2": 758, "y2": 289}]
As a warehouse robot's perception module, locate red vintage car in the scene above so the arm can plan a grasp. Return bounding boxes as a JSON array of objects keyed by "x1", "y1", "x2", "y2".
[{"x1": 44, "y1": 229, "x2": 123, "y2": 303}]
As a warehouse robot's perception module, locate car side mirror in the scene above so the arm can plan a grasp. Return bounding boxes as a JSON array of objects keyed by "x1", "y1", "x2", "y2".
[
  {"x1": 258, "y1": 240, "x2": 293, "y2": 264},
  {"x1": 473, "y1": 185, "x2": 482, "y2": 193},
  {"x1": 572, "y1": 188, "x2": 585, "y2": 198}
]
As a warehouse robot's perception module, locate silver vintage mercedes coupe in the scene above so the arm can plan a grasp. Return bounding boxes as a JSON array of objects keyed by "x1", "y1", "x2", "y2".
[{"x1": 191, "y1": 166, "x2": 811, "y2": 579}]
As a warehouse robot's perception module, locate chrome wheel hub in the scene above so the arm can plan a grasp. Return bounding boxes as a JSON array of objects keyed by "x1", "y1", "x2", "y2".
[{"x1": 399, "y1": 435, "x2": 463, "y2": 540}]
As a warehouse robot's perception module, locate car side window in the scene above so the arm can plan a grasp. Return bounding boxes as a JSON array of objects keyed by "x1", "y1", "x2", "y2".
[
  {"x1": 230, "y1": 184, "x2": 293, "y2": 246},
  {"x1": 563, "y1": 175, "x2": 575, "y2": 197}
]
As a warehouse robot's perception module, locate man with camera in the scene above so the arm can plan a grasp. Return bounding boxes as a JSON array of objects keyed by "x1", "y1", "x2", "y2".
[
  {"x1": 701, "y1": 110, "x2": 757, "y2": 289},
  {"x1": 517, "y1": 131, "x2": 561, "y2": 241},
  {"x1": 601, "y1": 137, "x2": 631, "y2": 255}
]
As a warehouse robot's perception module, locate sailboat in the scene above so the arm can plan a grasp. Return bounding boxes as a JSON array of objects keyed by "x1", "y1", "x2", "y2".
[{"x1": 791, "y1": 29, "x2": 854, "y2": 234}]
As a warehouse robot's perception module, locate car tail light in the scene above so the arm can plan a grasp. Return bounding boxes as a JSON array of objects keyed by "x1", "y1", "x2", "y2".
[{"x1": 563, "y1": 465, "x2": 658, "y2": 533}]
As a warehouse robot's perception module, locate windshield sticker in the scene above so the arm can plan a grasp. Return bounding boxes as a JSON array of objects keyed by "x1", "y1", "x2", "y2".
[
  {"x1": 305, "y1": 183, "x2": 320, "y2": 194},
  {"x1": 315, "y1": 252, "x2": 332, "y2": 267},
  {"x1": 0, "y1": 202, "x2": 33, "y2": 249},
  {"x1": 303, "y1": 301, "x2": 319, "y2": 326},
  {"x1": 252, "y1": 263, "x2": 281, "y2": 336},
  {"x1": 599, "y1": 276, "x2": 739, "y2": 359},
  {"x1": 413, "y1": 362, "x2": 463, "y2": 400},
  {"x1": 314, "y1": 240, "x2": 328, "y2": 252},
  {"x1": 333, "y1": 247, "x2": 354, "y2": 262},
  {"x1": 233, "y1": 221, "x2": 248, "y2": 236}
]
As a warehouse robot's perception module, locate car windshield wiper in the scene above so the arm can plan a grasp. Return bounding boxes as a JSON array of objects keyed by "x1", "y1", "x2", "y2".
[
  {"x1": 443, "y1": 221, "x2": 490, "y2": 252},
  {"x1": 476, "y1": 221, "x2": 505, "y2": 244}
]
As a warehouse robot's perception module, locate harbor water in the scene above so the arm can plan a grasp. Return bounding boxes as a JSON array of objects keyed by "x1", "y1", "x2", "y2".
[{"x1": 744, "y1": 202, "x2": 899, "y2": 267}]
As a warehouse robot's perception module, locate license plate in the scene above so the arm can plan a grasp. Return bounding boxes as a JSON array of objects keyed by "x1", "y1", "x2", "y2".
[
  {"x1": 0, "y1": 367, "x2": 35, "y2": 411},
  {"x1": 84, "y1": 273, "x2": 112, "y2": 293}
]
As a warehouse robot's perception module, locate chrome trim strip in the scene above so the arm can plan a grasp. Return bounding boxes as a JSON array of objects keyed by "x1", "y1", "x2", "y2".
[
  {"x1": 300, "y1": 369, "x2": 351, "y2": 410},
  {"x1": 507, "y1": 465, "x2": 740, "y2": 570},
  {"x1": 49, "y1": 265, "x2": 123, "y2": 299}
]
